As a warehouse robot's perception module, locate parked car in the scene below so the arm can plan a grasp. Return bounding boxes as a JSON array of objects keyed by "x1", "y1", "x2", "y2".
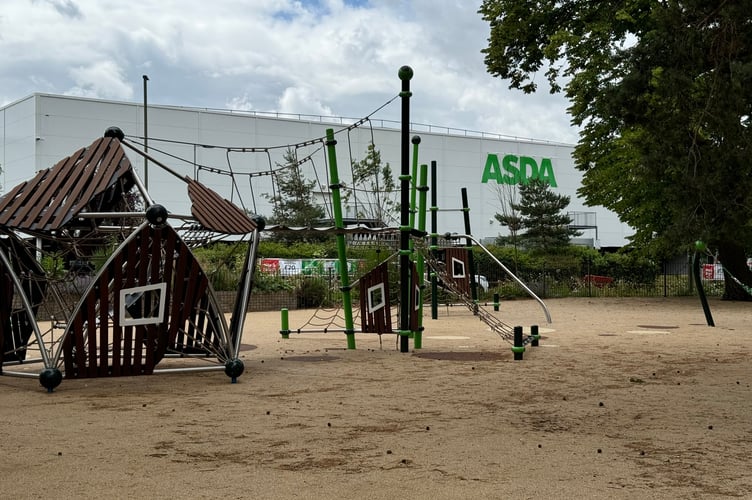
[{"x1": 474, "y1": 275, "x2": 489, "y2": 292}]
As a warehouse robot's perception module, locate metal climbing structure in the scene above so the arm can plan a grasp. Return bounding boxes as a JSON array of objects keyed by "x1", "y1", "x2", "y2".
[{"x1": 0, "y1": 127, "x2": 262, "y2": 391}]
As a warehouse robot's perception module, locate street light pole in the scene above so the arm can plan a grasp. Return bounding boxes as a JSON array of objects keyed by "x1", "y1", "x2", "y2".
[{"x1": 143, "y1": 74, "x2": 149, "y2": 190}]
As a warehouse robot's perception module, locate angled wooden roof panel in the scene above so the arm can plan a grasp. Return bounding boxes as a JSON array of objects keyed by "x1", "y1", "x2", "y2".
[
  {"x1": 187, "y1": 179, "x2": 256, "y2": 234},
  {"x1": 0, "y1": 137, "x2": 133, "y2": 232},
  {"x1": 0, "y1": 169, "x2": 48, "y2": 226}
]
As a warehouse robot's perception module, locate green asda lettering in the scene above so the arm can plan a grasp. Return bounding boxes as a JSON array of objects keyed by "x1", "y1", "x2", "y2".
[{"x1": 481, "y1": 154, "x2": 558, "y2": 187}]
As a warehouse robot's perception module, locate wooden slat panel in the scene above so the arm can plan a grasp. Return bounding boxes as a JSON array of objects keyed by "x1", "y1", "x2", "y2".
[
  {"x1": 123, "y1": 235, "x2": 139, "y2": 375},
  {"x1": 0, "y1": 137, "x2": 134, "y2": 232},
  {"x1": 74, "y1": 139, "x2": 128, "y2": 209},
  {"x1": 61, "y1": 224, "x2": 230, "y2": 378},
  {"x1": 166, "y1": 236, "x2": 191, "y2": 349},
  {"x1": 36, "y1": 140, "x2": 106, "y2": 229},
  {"x1": 187, "y1": 179, "x2": 256, "y2": 234},
  {"x1": 111, "y1": 252, "x2": 123, "y2": 377},
  {"x1": 73, "y1": 315, "x2": 87, "y2": 377},
  {"x1": 0, "y1": 170, "x2": 47, "y2": 225},
  {"x1": 445, "y1": 247, "x2": 470, "y2": 295},
  {"x1": 85, "y1": 290, "x2": 97, "y2": 377},
  {"x1": 9, "y1": 152, "x2": 82, "y2": 228},
  {"x1": 359, "y1": 262, "x2": 391, "y2": 334},
  {"x1": 97, "y1": 270, "x2": 109, "y2": 376},
  {"x1": 410, "y1": 261, "x2": 419, "y2": 332}
]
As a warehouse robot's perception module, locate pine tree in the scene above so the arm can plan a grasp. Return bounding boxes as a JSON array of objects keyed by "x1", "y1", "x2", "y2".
[
  {"x1": 264, "y1": 148, "x2": 326, "y2": 242},
  {"x1": 513, "y1": 179, "x2": 580, "y2": 252}
]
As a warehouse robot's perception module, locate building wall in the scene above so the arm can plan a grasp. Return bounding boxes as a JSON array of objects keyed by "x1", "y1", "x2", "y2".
[{"x1": 0, "y1": 93, "x2": 633, "y2": 247}]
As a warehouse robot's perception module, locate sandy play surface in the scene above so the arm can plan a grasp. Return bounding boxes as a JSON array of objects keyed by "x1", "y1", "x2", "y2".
[{"x1": 2, "y1": 297, "x2": 751, "y2": 499}]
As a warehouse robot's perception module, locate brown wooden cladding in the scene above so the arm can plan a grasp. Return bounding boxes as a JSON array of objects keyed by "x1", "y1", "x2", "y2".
[
  {"x1": 62, "y1": 224, "x2": 226, "y2": 378},
  {"x1": 359, "y1": 262, "x2": 393, "y2": 334},
  {"x1": 0, "y1": 137, "x2": 133, "y2": 231},
  {"x1": 187, "y1": 179, "x2": 256, "y2": 235},
  {"x1": 444, "y1": 247, "x2": 471, "y2": 295}
]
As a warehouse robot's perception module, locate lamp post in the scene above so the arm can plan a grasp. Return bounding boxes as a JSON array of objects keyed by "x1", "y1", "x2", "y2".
[{"x1": 143, "y1": 74, "x2": 149, "y2": 190}]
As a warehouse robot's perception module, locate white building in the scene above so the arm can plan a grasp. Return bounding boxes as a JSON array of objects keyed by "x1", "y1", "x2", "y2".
[{"x1": 0, "y1": 93, "x2": 633, "y2": 248}]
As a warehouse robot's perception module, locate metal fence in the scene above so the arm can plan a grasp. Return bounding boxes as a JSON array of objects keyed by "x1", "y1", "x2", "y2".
[{"x1": 473, "y1": 254, "x2": 726, "y2": 299}]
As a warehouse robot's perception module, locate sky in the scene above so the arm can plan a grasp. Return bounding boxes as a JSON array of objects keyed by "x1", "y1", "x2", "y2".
[{"x1": 0, "y1": 0, "x2": 578, "y2": 144}]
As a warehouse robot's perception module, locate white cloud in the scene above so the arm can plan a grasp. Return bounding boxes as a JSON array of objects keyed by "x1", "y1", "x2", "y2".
[
  {"x1": 0, "y1": 0, "x2": 577, "y2": 142},
  {"x1": 66, "y1": 61, "x2": 134, "y2": 100},
  {"x1": 278, "y1": 86, "x2": 333, "y2": 116}
]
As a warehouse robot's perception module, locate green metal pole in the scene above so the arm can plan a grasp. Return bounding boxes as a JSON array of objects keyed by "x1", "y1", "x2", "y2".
[
  {"x1": 398, "y1": 65, "x2": 413, "y2": 353},
  {"x1": 414, "y1": 163, "x2": 428, "y2": 349},
  {"x1": 325, "y1": 128, "x2": 356, "y2": 349},
  {"x1": 280, "y1": 308, "x2": 290, "y2": 339},
  {"x1": 409, "y1": 135, "x2": 421, "y2": 247}
]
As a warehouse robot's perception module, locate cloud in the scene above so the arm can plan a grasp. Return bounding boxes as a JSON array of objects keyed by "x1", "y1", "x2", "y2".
[
  {"x1": 1, "y1": 1, "x2": 577, "y2": 142},
  {"x1": 278, "y1": 86, "x2": 333, "y2": 116},
  {"x1": 36, "y1": 0, "x2": 83, "y2": 19},
  {"x1": 66, "y1": 60, "x2": 134, "y2": 100}
]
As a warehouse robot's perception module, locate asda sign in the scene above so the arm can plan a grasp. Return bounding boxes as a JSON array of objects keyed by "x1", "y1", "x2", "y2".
[{"x1": 481, "y1": 154, "x2": 558, "y2": 187}]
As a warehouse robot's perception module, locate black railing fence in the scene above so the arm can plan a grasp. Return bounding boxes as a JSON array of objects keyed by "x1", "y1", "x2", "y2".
[{"x1": 472, "y1": 253, "x2": 729, "y2": 299}]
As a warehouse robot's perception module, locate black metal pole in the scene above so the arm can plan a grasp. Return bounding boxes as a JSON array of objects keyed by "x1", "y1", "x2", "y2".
[
  {"x1": 398, "y1": 65, "x2": 413, "y2": 353},
  {"x1": 513, "y1": 325, "x2": 525, "y2": 360},
  {"x1": 461, "y1": 188, "x2": 478, "y2": 314},
  {"x1": 692, "y1": 251, "x2": 715, "y2": 327},
  {"x1": 143, "y1": 74, "x2": 149, "y2": 190},
  {"x1": 430, "y1": 160, "x2": 438, "y2": 320}
]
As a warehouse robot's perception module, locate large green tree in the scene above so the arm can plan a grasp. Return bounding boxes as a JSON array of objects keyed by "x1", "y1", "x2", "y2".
[{"x1": 479, "y1": 0, "x2": 752, "y2": 299}]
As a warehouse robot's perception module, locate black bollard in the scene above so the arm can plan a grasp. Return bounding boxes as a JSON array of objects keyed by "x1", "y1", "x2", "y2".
[
  {"x1": 531, "y1": 325, "x2": 540, "y2": 347},
  {"x1": 512, "y1": 325, "x2": 525, "y2": 360}
]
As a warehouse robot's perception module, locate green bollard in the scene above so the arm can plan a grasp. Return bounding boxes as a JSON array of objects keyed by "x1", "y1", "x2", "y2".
[
  {"x1": 493, "y1": 292, "x2": 500, "y2": 312},
  {"x1": 280, "y1": 308, "x2": 291, "y2": 339}
]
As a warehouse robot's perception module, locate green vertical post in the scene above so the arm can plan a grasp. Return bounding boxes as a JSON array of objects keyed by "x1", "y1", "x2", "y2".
[
  {"x1": 414, "y1": 163, "x2": 429, "y2": 349},
  {"x1": 430, "y1": 160, "x2": 439, "y2": 320},
  {"x1": 398, "y1": 65, "x2": 413, "y2": 353},
  {"x1": 325, "y1": 128, "x2": 356, "y2": 349},
  {"x1": 409, "y1": 135, "x2": 421, "y2": 246},
  {"x1": 280, "y1": 308, "x2": 291, "y2": 339}
]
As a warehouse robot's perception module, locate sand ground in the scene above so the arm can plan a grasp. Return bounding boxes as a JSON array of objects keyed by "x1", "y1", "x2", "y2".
[{"x1": 1, "y1": 297, "x2": 751, "y2": 499}]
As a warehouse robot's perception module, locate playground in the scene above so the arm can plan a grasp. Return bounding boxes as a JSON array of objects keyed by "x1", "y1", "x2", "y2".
[{"x1": 2, "y1": 296, "x2": 751, "y2": 499}]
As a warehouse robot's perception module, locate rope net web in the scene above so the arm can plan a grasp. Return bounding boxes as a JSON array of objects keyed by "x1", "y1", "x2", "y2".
[{"x1": 125, "y1": 95, "x2": 401, "y2": 229}]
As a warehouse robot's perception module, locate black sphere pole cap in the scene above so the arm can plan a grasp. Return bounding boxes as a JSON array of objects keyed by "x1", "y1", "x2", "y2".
[
  {"x1": 146, "y1": 204, "x2": 168, "y2": 226},
  {"x1": 39, "y1": 367, "x2": 63, "y2": 392},
  {"x1": 104, "y1": 126, "x2": 125, "y2": 141},
  {"x1": 225, "y1": 359, "x2": 245, "y2": 383},
  {"x1": 252, "y1": 215, "x2": 266, "y2": 231},
  {"x1": 412, "y1": 135, "x2": 421, "y2": 144},
  {"x1": 398, "y1": 65, "x2": 414, "y2": 81}
]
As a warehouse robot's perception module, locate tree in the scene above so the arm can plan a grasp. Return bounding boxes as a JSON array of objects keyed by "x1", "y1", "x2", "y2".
[
  {"x1": 512, "y1": 179, "x2": 580, "y2": 252},
  {"x1": 345, "y1": 142, "x2": 399, "y2": 227},
  {"x1": 264, "y1": 148, "x2": 327, "y2": 242},
  {"x1": 479, "y1": 0, "x2": 752, "y2": 299},
  {"x1": 492, "y1": 182, "x2": 523, "y2": 271}
]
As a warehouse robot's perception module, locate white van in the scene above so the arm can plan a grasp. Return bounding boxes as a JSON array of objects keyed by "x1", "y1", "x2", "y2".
[{"x1": 474, "y1": 275, "x2": 489, "y2": 292}]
